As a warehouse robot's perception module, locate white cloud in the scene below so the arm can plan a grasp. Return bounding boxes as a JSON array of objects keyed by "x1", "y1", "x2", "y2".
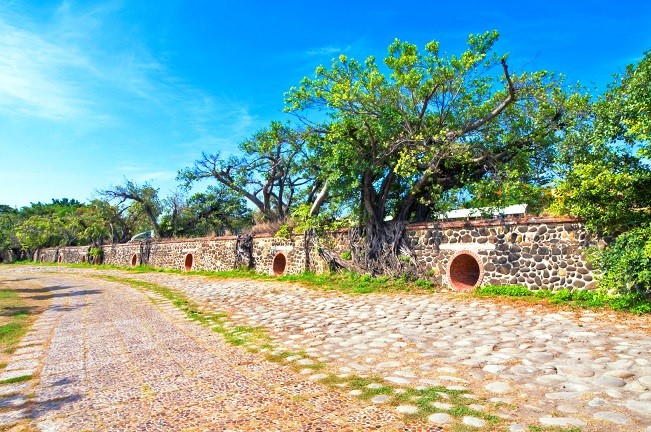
[
  {"x1": 305, "y1": 45, "x2": 351, "y2": 56},
  {"x1": 0, "y1": 20, "x2": 92, "y2": 120},
  {"x1": 0, "y1": 1, "x2": 255, "y2": 139}
]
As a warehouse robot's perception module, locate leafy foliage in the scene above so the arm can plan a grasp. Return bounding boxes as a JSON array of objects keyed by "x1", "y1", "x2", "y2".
[
  {"x1": 552, "y1": 50, "x2": 651, "y2": 235},
  {"x1": 98, "y1": 179, "x2": 164, "y2": 238},
  {"x1": 593, "y1": 49, "x2": 651, "y2": 148},
  {"x1": 592, "y1": 225, "x2": 651, "y2": 296},
  {"x1": 159, "y1": 185, "x2": 252, "y2": 237},
  {"x1": 551, "y1": 153, "x2": 651, "y2": 234},
  {"x1": 285, "y1": 31, "x2": 588, "y2": 225},
  {"x1": 551, "y1": 50, "x2": 651, "y2": 298}
]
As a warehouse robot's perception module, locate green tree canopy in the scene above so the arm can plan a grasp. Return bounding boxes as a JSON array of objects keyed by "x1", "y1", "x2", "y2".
[
  {"x1": 284, "y1": 31, "x2": 589, "y2": 274},
  {"x1": 98, "y1": 179, "x2": 164, "y2": 238},
  {"x1": 159, "y1": 185, "x2": 252, "y2": 237},
  {"x1": 552, "y1": 50, "x2": 651, "y2": 235},
  {"x1": 285, "y1": 31, "x2": 588, "y2": 227}
]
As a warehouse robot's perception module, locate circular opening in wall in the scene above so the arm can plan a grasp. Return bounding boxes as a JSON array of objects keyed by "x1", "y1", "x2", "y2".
[
  {"x1": 184, "y1": 253, "x2": 194, "y2": 272},
  {"x1": 131, "y1": 253, "x2": 138, "y2": 267},
  {"x1": 448, "y1": 252, "x2": 483, "y2": 291},
  {"x1": 272, "y1": 253, "x2": 287, "y2": 275}
]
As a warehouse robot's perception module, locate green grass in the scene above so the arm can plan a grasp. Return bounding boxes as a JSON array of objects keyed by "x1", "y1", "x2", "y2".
[
  {"x1": 0, "y1": 290, "x2": 18, "y2": 300},
  {"x1": 0, "y1": 289, "x2": 36, "y2": 351},
  {"x1": 528, "y1": 427, "x2": 582, "y2": 432},
  {"x1": 475, "y1": 284, "x2": 651, "y2": 314},
  {"x1": 475, "y1": 285, "x2": 532, "y2": 297},
  {"x1": 94, "y1": 274, "x2": 273, "y2": 352},
  {"x1": 59, "y1": 261, "x2": 440, "y2": 295},
  {"x1": 44, "y1": 260, "x2": 651, "y2": 313},
  {"x1": 0, "y1": 374, "x2": 32, "y2": 384}
]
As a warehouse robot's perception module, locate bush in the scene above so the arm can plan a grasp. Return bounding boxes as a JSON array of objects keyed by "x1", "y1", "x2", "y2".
[
  {"x1": 414, "y1": 279, "x2": 434, "y2": 289},
  {"x1": 340, "y1": 250, "x2": 352, "y2": 260},
  {"x1": 594, "y1": 224, "x2": 651, "y2": 294},
  {"x1": 274, "y1": 224, "x2": 292, "y2": 239}
]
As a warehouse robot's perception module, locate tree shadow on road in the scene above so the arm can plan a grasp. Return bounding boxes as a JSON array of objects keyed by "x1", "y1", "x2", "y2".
[
  {"x1": 26, "y1": 287, "x2": 101, "y2": 301},
  {"x1": 0, "y1": 305, "x2": 40, "y2": 317},
  {"x1": 11, "y1": 285, "x2": 74, "y2": 294}
]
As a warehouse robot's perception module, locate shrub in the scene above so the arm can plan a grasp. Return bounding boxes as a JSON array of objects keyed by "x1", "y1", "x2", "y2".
[
  {"x1": 594, "y1": 224, "x2": 651, "y2": 294},
  {"x1": 414, "y1": 279, "x2": 434, "y2": 289},
  {"x1": 274, "y1": 224, "x2": 292, "y2": 239},
  {"x1": 340, "y1": 250, "x2": 352, "y2": 260}
]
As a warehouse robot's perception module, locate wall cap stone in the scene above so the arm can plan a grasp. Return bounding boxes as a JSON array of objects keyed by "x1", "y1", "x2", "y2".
[{"x1": 408, "y1": 216, "x2": 580, "y2": 230}]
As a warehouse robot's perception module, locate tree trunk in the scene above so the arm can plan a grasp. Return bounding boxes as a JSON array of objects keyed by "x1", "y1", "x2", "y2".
[
  {"x1": 349, "y1": 219, "x2": 418, "y2": 277},
  {"x1": 234, "y1": 233, "x2": 253, "y2": 269}
]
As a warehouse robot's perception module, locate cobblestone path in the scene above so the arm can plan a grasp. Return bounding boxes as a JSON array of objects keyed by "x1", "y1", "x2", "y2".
[
  {"x1": 1, "y1": 266, "x2": 651, "y2": 431},
  {"x1": 0, "y1": 267, "x2": 444, "y2": 431}
]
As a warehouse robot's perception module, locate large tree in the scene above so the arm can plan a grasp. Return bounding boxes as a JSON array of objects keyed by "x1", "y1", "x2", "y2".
[
  {"x1": 552, "y1": 50, "x2": 651, "y2": 295},
  {"x1": 159, "y1": 185, "x2": 253, "y2": 237},
  {"x1": 286, "y1": 31, "x2": 588, "y2": 274},
  {"x1": 553, "y1": 50, "x2": 651, "y2": 235},
  {"x1": 0, "y1": 205, "x2": 20, "y2": 258},
  {"x1": 179, "y1": 121, "x2": 321, "y2": 222},
  {"x1": 98, "y1": 180, "x2": 164, "y2": 238}
]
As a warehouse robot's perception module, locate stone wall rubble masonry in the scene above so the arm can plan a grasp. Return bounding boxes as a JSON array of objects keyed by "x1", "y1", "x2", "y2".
[
  {"x1": 406, "y1": 217, "x2": 597, "y2": 291},
  {"x1": 38, "y1": 217, "x2": 597, "y2": 291}
]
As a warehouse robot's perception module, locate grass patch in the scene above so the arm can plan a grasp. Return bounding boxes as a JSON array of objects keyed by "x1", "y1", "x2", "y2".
[
  {"x1": 0, "y1": 279, "x2": 50, "y2": 364},
  {"x1": 0, "y1": 374, "x2": 32, "y2": 384},
  {"x1": 94, "y1": 275, "x2": 273, "y2": 351},
  {"x1": 44, "y1": 261, "x2": 651, "y2": 313},
  {"x1": 55, "y1": 262, "x2": 440, "y2": 295},
  {"x1": 0, "y1": 290, "x2": 18, "y2": 300},
  {"x1": 475, "y1": 285, "x2": 651, "y2": 314},
  {"x1": 528, "y1": 427, "x2": 583, "y2": 432}
]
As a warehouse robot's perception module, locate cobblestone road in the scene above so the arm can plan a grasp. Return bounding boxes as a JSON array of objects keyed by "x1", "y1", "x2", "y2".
[
  {"x1": 1, "y1": 266, "x2": 651, "y2": 431},
  {"x1": 0, "y1": 266, "x2": 444, "y2": 431}
]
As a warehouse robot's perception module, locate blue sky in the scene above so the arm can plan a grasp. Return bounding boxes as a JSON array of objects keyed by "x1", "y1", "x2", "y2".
[{"x1": 1, "y1": 0, "x2": 650, "y2": 209}]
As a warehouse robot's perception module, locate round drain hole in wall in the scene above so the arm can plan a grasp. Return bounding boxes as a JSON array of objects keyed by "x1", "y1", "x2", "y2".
[
  {"x1": 448, "y1": 251, "x2": 484, "y2": 291},
  {"x1": 131, "y1": 254, "x2": 138, "y2": 266},
  {"x1": 272, "y1": 253, "x2": 287, "y2": 275},
  {"x1": 184, "y1": 253, "x2": 194, "y2": 271}
]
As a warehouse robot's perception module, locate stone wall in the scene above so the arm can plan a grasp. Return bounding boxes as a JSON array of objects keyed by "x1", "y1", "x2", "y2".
[
  {"x1": 41, "y1": 235, "x2": 327, "y2": 276},
  {"x1": 37, "y1": 217, "x2": 598, "y2": 291},
  {"x1": 36, "y1": 246, "x2": 89, "y2": 264},
  {"x1": 405, "y1": 217, "x2": 597, "y2": 291}
]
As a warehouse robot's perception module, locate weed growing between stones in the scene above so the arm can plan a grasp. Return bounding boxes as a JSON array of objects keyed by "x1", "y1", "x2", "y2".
[
  {"x1": 94, "y1": 274, "x2": 507, "y2": 430},
  {"x1": 528, "y1": 426, "x2": 582, "y2": 432}
]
